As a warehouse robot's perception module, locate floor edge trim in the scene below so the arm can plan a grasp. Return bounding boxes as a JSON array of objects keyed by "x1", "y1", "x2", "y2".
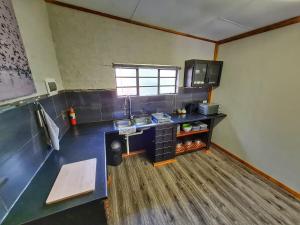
[
  {"x1": 211, "y1": 142, "x2": 300, "y2": 200},
  {"x1": 153, "y1": 159, "x2": 176, "y2": 167}
]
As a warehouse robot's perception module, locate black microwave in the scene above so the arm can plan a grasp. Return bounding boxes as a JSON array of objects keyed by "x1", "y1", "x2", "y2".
[{"x1": 184, "y1": 59, "x2": 223, "y2": 87}]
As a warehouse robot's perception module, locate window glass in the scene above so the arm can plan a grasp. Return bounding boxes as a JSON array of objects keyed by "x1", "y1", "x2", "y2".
[
  {"x1": 160, "y1": 70, "x2": 176, "y2": 77},
  {"x1": 139, "y1": 68, "x2": 158, "y2": 77},
  {"x1": 139, "y1": 78, "x2": 158, "y2": 86},
  {"x1": 115, "y1": 68, "x2": 136, "y2": 77},
  {"x1": 139, "y1": 87, "x2": 158, "y2": 96},
  {"x1": 115, "y1": 65, "x2": 178, "y2": 96},
  {"x1": 117, "y1": 88, "x2": 137, "y2": 96},
  {"x1": 160, "y1": 78, "x2": 176, "y2": 86},
  {"x1": 116, "y1": 78, "x2": 136, "y2": 87}
]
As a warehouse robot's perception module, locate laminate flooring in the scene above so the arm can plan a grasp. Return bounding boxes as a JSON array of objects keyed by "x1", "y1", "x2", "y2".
[{"x1": 107, "y1": 148, "x2": 300, "y2": 225}]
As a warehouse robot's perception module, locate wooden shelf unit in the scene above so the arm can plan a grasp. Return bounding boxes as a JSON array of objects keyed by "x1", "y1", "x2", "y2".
[
  {"x1": 176, "y1": 129, "x2": 209, "y2": 138},
  {"x1": 176, "y1": 142, "x2": 206, "y2": 155}
]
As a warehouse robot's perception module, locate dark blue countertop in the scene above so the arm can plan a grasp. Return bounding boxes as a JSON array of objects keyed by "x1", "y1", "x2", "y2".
[
  {"x1": 2, "y1": 122, "x2": 114, "y2": 225},
  {"x1": 3, "y1": 113, "x2": 226, "y2": 225},
  {"x1": 171, "y1": 113, "x2": 226, "y2": 124}
]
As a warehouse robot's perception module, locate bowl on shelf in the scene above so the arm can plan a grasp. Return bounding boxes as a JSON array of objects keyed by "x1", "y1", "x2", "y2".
[
  {"x1": 182, "y1": 123, "x2": 192, "y2": 132},
  {"x1": 176, "y1": 141, "x2": 183, "y2": 148},
  {"x1": 184, "y1": 140, "x2": 192, "y2": 146},
  {"x1": 194, "y1": 139, "x2": 202, "y2": 145},
  {"x1": 191, "y1": 122, "x2": 201, "y2": 131},
  {"x1": 183, "y1": 127, "x2": 192, "y2": 132}
]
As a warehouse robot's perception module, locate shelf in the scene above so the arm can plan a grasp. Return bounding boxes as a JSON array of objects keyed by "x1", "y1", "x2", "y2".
[
  {"x1": 176, "y1": 129, "x2": 209, "y2": 138},
  {"x1": 176, "y1": 142, "x2": 207, "y2": 156}
]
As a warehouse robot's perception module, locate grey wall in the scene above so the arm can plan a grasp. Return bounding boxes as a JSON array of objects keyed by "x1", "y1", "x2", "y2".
[
  {"x1": 0, "y1": 93, "x2": 69, "y2": 223},
  {"x1": 213, "y1": 23, "x2": 300, "y2": 192},
  {"x1": 66, "y1": 87, "x2": 209, "y2": 124},
  {"x1": 46, "y1": 4, "x2": 214, "y2": 90}
]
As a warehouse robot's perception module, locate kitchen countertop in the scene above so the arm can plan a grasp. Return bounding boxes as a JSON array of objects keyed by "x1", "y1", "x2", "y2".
[
  {"x1": 2, "y1": 122, "x2": 114, "y2": 225},
  {"x1": 2, "y1": 113, "x2": 226, "y2": 225},
  {"x1": 171, "y1": 113, "x2": 226, "y2": 124}
]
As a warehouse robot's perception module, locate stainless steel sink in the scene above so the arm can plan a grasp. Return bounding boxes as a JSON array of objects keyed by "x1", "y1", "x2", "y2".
[
  {"x1": 132, "y1": 116, "x2": 153, "y2": 126},
  {"x1": 114, "y1": 116, "x2": 154, "y2": 155},
  {"x1": 114, "y1": 119, "x2": 133, "y2": 128},
  {"x1": 114, "y1": 116, "x2": 154, "y2": 129}
]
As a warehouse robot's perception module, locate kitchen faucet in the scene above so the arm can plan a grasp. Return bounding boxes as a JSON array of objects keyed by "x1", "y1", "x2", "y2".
[{"x1": 124, "y1": 96, "x2": 134, "y2": 120}]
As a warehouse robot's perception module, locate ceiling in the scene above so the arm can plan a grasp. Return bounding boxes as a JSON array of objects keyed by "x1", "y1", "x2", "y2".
[{"x1": 57, "y1": 0, "x2": 300, "y2": 41}]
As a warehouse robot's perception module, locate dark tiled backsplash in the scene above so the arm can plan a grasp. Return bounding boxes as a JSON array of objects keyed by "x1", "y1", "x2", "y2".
[
  {"x1": 0, "y1": 87, "x2": 207, "y2": 221},
  {"x1": 0, "y1": 198, "x2": 6, "y2": 224},
  {"x1": 66, "y1": 87, "x2": 209, "y2": 124},
  {"x1": 0, "y1": 93, "x2": 70, "y2": 222}
]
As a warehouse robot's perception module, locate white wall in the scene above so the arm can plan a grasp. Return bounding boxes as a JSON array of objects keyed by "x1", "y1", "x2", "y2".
[
  {"x1": 1, "y1": 0, "x2": 63, "y2": 106},
  {"x1": 46, "y1": 4, "x2": 215, "y2": 89},
  {"x1": 213, "y1": 23, "x2": 300, "y2": 192}
]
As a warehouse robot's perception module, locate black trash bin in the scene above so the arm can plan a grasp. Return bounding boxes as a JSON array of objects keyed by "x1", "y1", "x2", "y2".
[{"x1": 109, "y1": 140, "x2": 123, "y2": 166}]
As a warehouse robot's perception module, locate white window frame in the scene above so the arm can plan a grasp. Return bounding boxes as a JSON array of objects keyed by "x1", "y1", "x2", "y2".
[{"x1": 113, "y1": 63, "x2": 180, "y2": 96}]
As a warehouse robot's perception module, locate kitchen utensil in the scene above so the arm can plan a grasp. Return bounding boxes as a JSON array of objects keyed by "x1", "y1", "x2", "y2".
[
  {"x1": 183, "y1": 126, "x2": 192, "y2": 132},
  {"x1": 194, "y1": 139, "x2": 202, "y2": 145},
  {"x1": 176, "y1": 142, "x2": 183, "y2": 148},
  {"x1": 192, "y1": 123, "x2": 201, "y2": 131},
  {"x1": 151, "y1": 113, "x2": 172, "y2": 123},
  {"x1": 185, "y1": 140, "x2": 192, "y2": 145},
  {"x1": 192, "y1": 121, "x2": 208, "y2": 131},
  {"x1": 182, "y1": 123, "x2": 192, "y2": 132}
]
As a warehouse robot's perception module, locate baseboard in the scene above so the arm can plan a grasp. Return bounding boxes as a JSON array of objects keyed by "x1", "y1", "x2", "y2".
[
  {"x1": 122, "y1": 150, "x2": 145, "y2": 158},
  {"x1": 211, "y1": 142, "x2": 300, "y2": 200},
  {"x1": 153, "y1": 159, "x2": 176, "y2": 167}
]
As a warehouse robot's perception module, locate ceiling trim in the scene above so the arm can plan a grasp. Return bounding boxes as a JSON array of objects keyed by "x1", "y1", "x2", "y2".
[
  {"x1": 45, "y1": 0, "x2": 217, "y2": 43},
  {"x1": 218, "y1": 16, "x2": 300, "y2": 45}
]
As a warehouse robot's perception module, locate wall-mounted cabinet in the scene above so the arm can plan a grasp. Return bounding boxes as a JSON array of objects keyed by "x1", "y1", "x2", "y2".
[{"x1": 184, "y1": 60, "x2": 223, "y2": 87}]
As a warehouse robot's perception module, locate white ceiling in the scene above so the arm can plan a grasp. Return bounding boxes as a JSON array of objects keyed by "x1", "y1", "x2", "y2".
[{"x1": 57, "y1": 0, "x2": 300, "y2": 41}]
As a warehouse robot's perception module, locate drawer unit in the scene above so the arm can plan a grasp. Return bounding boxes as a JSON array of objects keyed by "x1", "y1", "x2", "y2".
[
  {"x1": 156, "y1": 134, "x2": 173, "y2": 143},
  {"x1": 150, "y1": 123, "x2": 176, "y2": 163},
  {"x1": 155, "y1": 146, "x2": 175, "y2": 155},
  {"x1": 153, "y1": 152, "x2": 175, "y2": 163},
  {"x1": 155, "y1": 141, "x2": 174, "y2": 149}
]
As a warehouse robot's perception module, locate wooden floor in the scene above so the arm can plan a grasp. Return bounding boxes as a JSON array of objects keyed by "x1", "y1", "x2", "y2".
[{"x1": 107, "y1": 148, "x2": 300, "y2": 225}]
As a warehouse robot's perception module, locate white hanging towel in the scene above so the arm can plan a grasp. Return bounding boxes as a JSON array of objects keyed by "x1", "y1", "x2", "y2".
[{"x1": 43, "y1": 109, "x2": 60, "y2": 150}]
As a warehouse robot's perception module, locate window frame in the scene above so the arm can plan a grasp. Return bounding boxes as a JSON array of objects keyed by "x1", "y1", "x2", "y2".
[{"x1": 113, "y1": 63, "x2": 180, "y2": 96}]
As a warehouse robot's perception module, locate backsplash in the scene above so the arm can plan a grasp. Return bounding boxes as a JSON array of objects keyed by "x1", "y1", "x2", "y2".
[
  {"x1": 66, "y1": 87, "x2": 209, "y2": 124},
  {"x1": 0, "y1": 92, "x2": 69, "y2": 222},
  {"x1": 0, "y1": 86, "x2": 207, "y2": 221}
]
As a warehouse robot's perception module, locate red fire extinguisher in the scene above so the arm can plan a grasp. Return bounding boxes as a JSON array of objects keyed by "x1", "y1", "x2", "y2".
[{"x1": 69, "y1": 107, "x2": 77, "y2": 126}]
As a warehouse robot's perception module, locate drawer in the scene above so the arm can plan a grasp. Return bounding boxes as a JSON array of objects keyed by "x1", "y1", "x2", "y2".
[
  {"x1": 164, "y1": 151, "x2": 175, "y2": 159},
  {"x1": 155, "y1": 141, "x2": 174, "y2": 149},
  {"x1": 155, "y1": 124, "x2": 174, "y2": 131},
  {"x1": 156, "y1": 128, "x2": 174, "y2": 136},
  {"x1": 155, "y1": 142, "x2": 163, "y2": 149},
  {"x1": 164, "y1": 146, "x2": 175, "y2": 154},
  {"x1": 154, "y1": 152, "x2": 175, "y2": 162},
  {"x1": 153, "y1": 154, "x2": 163, "y2": 162},
  {"x1": 155, "y1": 146, "x2": 175, "y2": 156},
  {"x1": 156, "y1": 134, "x2": 172, "y2": 143},
  {"x1": 155, "y1": 148, "x2": 164, "y2": 155}
]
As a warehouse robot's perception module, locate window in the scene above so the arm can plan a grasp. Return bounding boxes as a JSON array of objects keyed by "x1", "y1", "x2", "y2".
[{"x1": 114, "y1": 64, "x2": 179, "y2": 96}]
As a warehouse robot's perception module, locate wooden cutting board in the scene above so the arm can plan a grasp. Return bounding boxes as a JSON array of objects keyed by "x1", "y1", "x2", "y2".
[{"x1": 46, "y1": 158, "x2": 97, "y2": 204}]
